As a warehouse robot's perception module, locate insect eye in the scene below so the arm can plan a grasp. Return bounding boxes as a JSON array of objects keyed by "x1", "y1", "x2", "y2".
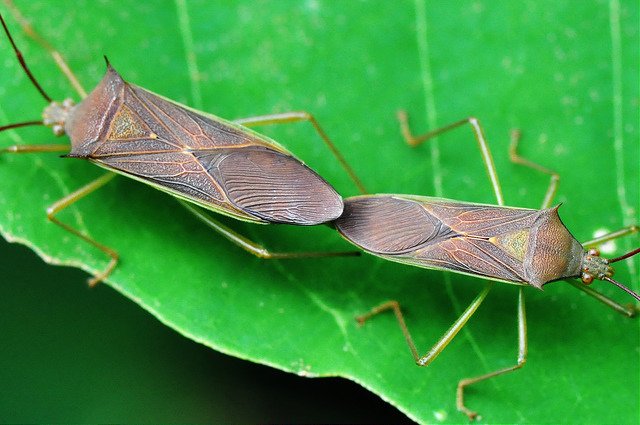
[
  {"x1": 52, "y1": 124, "x2": 65, "y2": 136},
  {"x1": 581, "y1": 273, "x2": 594, "y2": 285}
]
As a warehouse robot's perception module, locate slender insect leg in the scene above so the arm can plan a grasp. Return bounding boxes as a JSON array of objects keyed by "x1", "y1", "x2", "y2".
[
  {"x1": 180, "y1": 200, "x2": 359, "y2": 259},
  {"x1": 0, "y1": 120, "x2": 69, "y2": 153},
  {"x1": 3, "y1": 0, "x2": 87, "y2": 98},
  {"x1": 508, "y1": 129, "x2": 559, "y2": 209},
  {"x1": 418, "y1": 282, "x2": 495, "y2": 367},
  {"x1": 568, "y1": 281, "x2": 636, "y2": 317},
  {"x1": 46, "y1": 173, "x2": 118, "y2": 287},
  {"x1": 456, "y1": 288, "x2": 527, "y2": 420},
  {"x1": 569, "y1": 225, "x2": 640, "y2": 317},
  {"x1": 581, "y1": 225, "x2": 639, "y2": 247},
  {"x1": 356, "y1": 283, "x2": 494, "y2": 367},
  {"x1": 355, "y1": 300, "x2": 420, "y2": 360},
  {"x1": 234, "y1": 111, "x2": 367, "y2": 194},
  {"x1": 2, "y1": 144, "x2": 69, "y2": 153},
  {"x1": 397, "y1": 111, "x2": 504, "y2": 206}
]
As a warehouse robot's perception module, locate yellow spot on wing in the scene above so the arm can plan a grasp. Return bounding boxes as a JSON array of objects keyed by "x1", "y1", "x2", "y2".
[
  {"x1": 108, "y1": 104, "x2": 152, "y2": 139},
  {"x1": 490, "y1": 229, "x2": 530, "y2": 261}
]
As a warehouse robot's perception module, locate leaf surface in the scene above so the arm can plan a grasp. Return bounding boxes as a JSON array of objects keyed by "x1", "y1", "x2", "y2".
[{"x1": 0, "y1": 1, "x2": 638, "y2": 423}]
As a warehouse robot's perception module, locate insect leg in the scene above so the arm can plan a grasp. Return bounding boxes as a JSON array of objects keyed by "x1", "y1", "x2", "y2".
[
  {"x1": 356, "y1": 283, "x2": 494, "y2": 365},
  {"x1": 581, "y1": 225, "x2": 639, "y2": 247},
  {"x1": 355, "y1": 300, "x2": 420, "y2": 360},
  {"x1": 567, "y1": 281, "x2": 636, "y2": 317},
  {"x1": 3, "y1": 0, "x2": 87, "y2": 98},
  {"x1": 397, "y1": 111, "x2": 504, "y2": 206},
  {"x1": 508, "y1": 129, "x2": 559, "y2": 209},
  {"x1": 416, "y1": 282, "x2": 494, "y2": 367},
  {"x1": 2, "y1": 143, "x2": 68, "y2": 153},
  {"x1": 454, "y1": 288, "x2": 527, "y2": 420},
  {"x1": 233, "y1": 111, "x2": 367, "y2": 194},
  {"x1": 0, "y1": 114, "x2": 68, "y2": 153},
  {"x1": 46, "y1": 173, "x2": 118, "y2": 287},
  {"x1": 179, "y1": 200, "x2": 359, "y2": 259}
]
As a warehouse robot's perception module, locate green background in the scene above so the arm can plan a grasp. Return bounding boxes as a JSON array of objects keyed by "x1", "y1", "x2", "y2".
[{"x1": 1, "y1": 0, "x2": 638, "y2": 423}]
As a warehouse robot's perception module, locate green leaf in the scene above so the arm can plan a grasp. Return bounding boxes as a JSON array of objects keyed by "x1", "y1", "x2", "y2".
[{"x1": 1, "y1": 0, "x2": 638, "y2": 423}]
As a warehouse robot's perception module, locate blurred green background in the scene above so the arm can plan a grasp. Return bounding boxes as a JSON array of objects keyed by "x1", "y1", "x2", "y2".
[
  {"x1": 1, "y1": 0, "x2": 638, "y2": 423},
  {"x1": 0, "y1": 239, "x2": 410, "y2": 422}
]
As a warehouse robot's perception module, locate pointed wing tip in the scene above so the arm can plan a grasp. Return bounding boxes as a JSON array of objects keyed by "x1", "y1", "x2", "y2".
[
  {"x1": 243, "y1": 190, "x2": 344, "y2": 225},
  {"x1": 204, "y1": 147, "x2": 345, "y2": 226}
]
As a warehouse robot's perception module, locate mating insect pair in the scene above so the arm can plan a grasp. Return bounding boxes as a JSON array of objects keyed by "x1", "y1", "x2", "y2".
[{"x1": 1, "y1": 9, "x2": 638, "y2": 421}]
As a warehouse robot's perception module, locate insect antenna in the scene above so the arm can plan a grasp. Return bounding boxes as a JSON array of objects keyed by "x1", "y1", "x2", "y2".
[
  {"x1": 609, "y1": 247, "x2": 640, "y2": 264},
  {"x1": 0, "y1": 120, "x2": 43, "y2": 132},
  {"x1": 603, "y1": 277, "x2": 640, "y2": 302},
  {"x1": 0, "y1": 13, "x2": 52, "y2": 103},
  {"x1": 606, "y1": 247, "x2": 640, "y2": 302}
]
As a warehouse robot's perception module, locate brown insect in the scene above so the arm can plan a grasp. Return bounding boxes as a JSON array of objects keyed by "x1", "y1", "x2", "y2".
[
  {"x1": 334, "y1": 112, "x2": 640, "y2": 420},
  {"x1": 337, "y1": 196, "x2": 639, "y2": 296},
  {"x1": 0, "y1": 10, "x2": 365, "y2": 286}
]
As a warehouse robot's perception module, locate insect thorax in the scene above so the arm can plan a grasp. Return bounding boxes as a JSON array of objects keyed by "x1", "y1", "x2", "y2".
[{"x1": 520, "y1": 206, "x2": 584, "y2": 288}]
